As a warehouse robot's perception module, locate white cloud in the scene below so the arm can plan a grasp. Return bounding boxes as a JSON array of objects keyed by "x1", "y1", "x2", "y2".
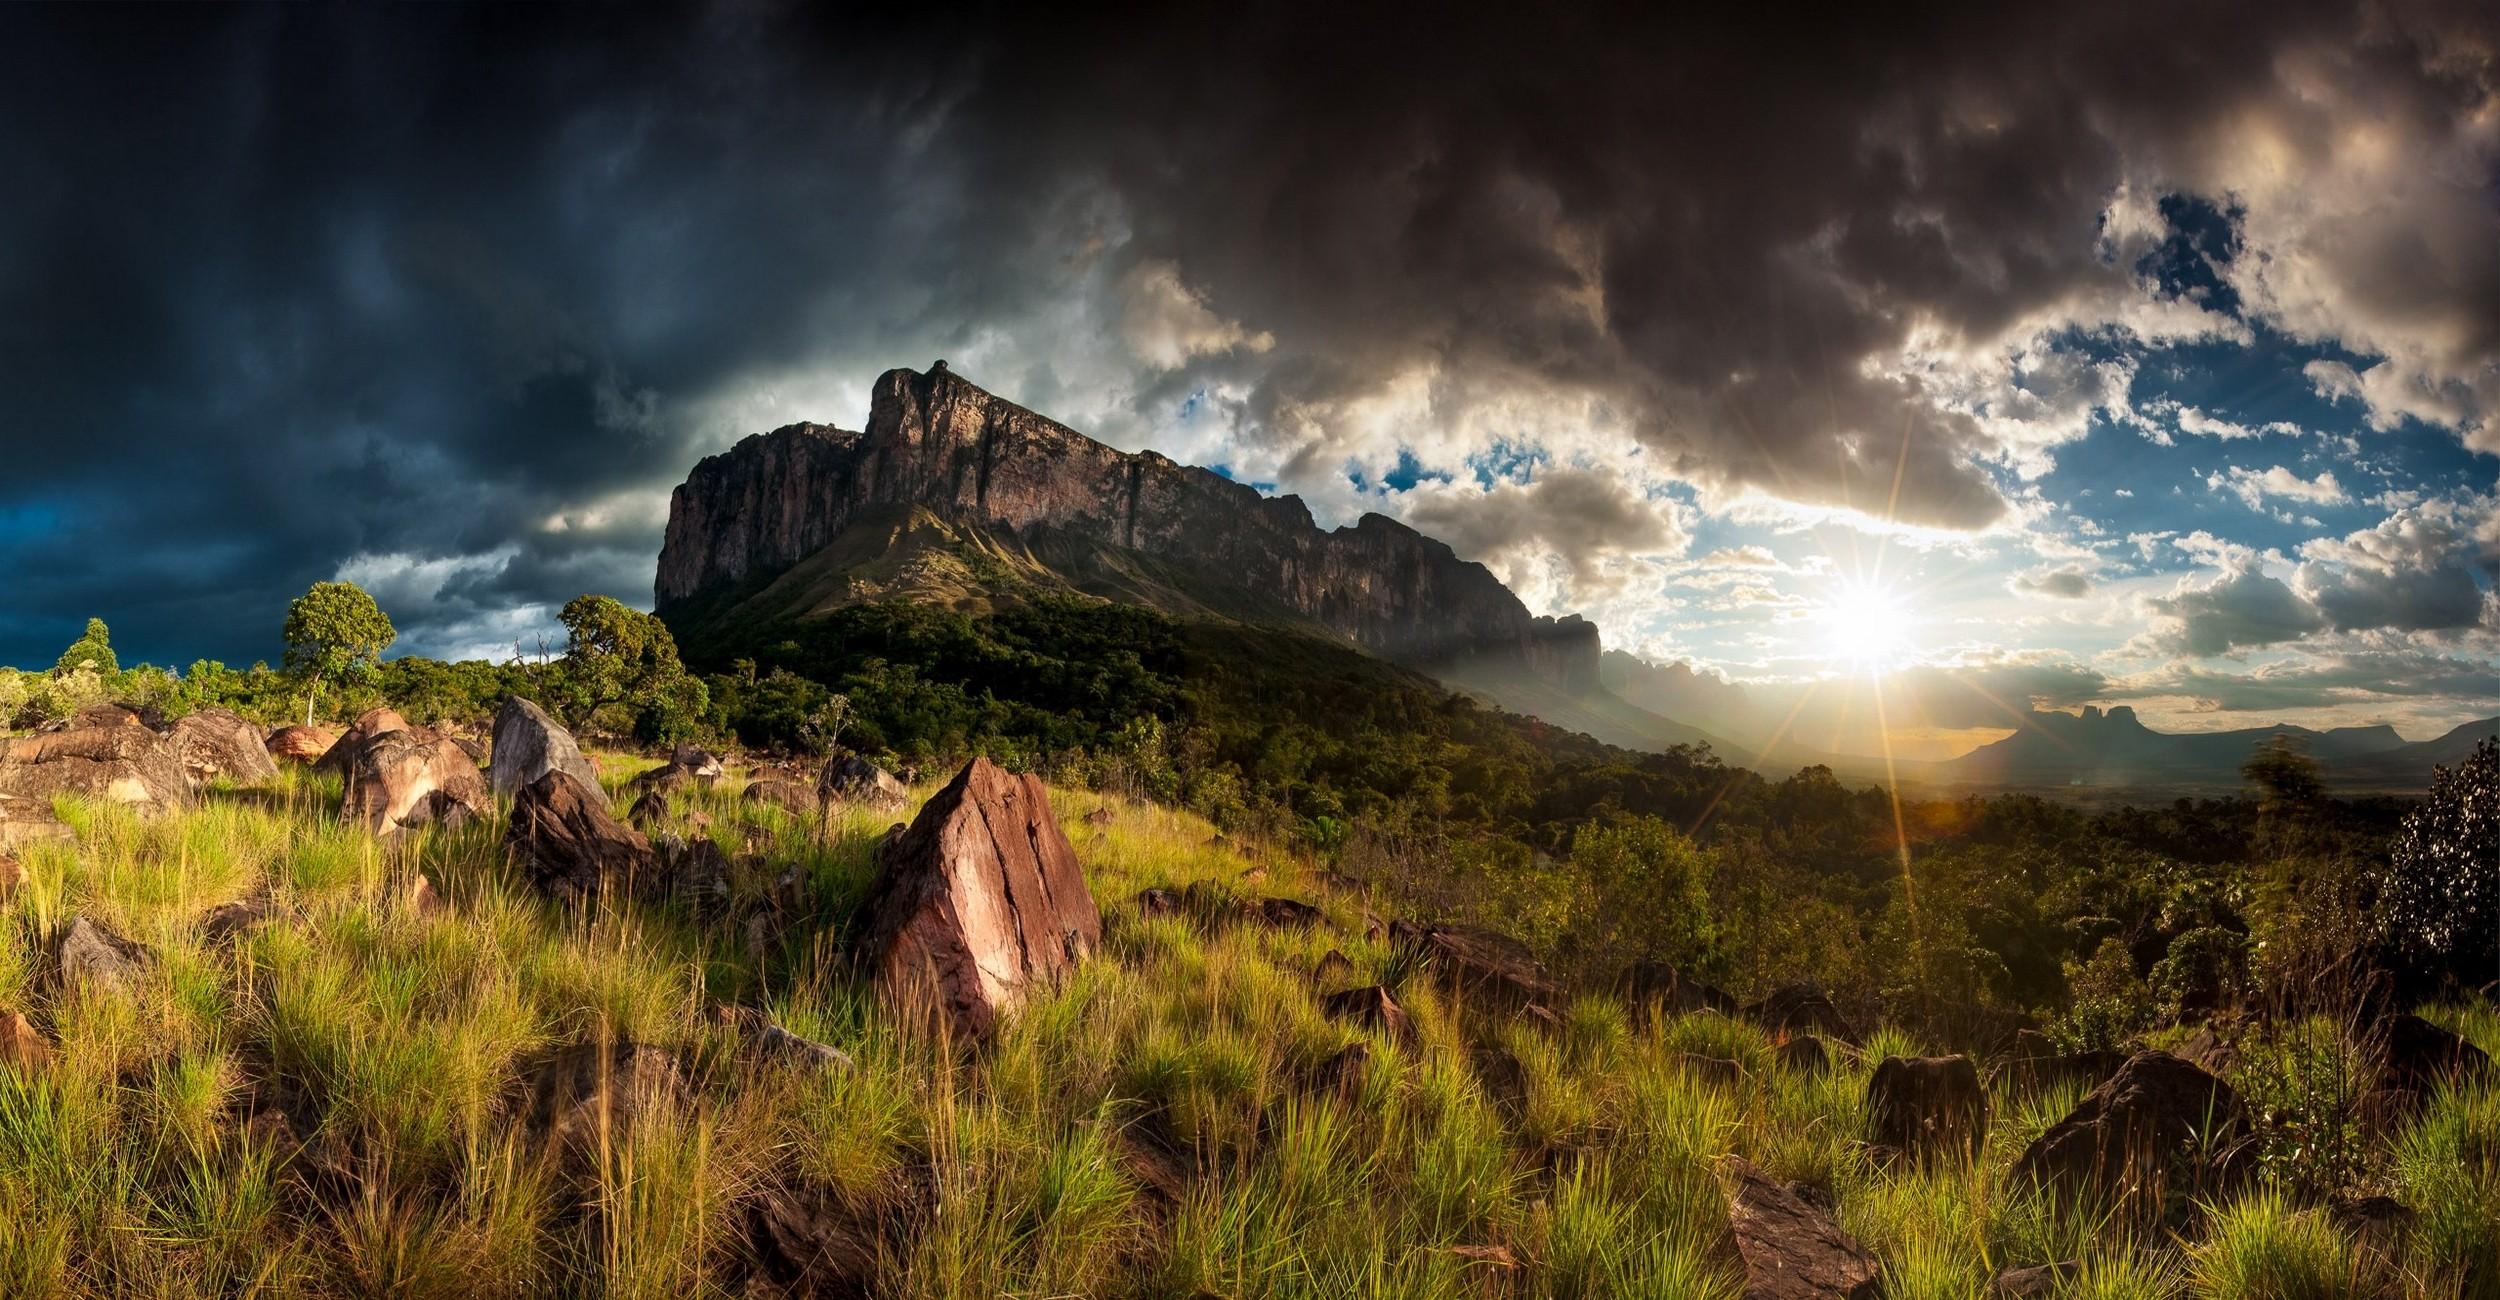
[{"x1": 2207, "y1": 465, "x2": 2346, "y2": 510}]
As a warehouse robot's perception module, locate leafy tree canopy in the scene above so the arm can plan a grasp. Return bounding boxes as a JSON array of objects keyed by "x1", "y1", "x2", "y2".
[{"x1": 53, "y1": 617, "x2": 117, "y2": 676}]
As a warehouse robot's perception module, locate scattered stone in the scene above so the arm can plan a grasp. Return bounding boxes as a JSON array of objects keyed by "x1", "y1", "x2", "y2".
[
  {"x1": 1313, "y1": 949, "x2": 1356, "y2": 986},
  {"x1": 1674, "y1": 1053, "x2": 1750, "y2": 1088},
  {"x1": 166, "y1": 708, "x2": 280, "y2": 786},
  {"x1": 0, "y1": 853, "x2": 21, "y2": 904},
  {"x1": 1320, "y1": 985, "x2": 1414, "y2": 1044},
  {"x1": 740, "y1": 1179, "x2": 884, "y2": 1297},
  {"x1": 2378, "y1": 1013, "x2": 2491, "y2": 1093},
  {"x1": 339, "y1": 723, "x2": 491, "y2": 834},
  {"x1": 1471, "y1": 1044, "x2": 1530, "y2": 1117},
  {"x1": 628, "y1": 787, "x2": 672, "y2": 827},
  {"x1": 1617, "y1": 959, "x2": 1736, "y2": 1019},
  {"x1": 406, "y1": 874, "x2": 448, "y2": 917},
  {"x1": 0, "y1": 723, "x2": 190, "y2": 815},
  {"x1": 2011, "y1": 1050, "x2": 2249, "y2": 1223},
  {"x1": 1134, "y1": 886, "x2": 1184, "y2": 919},
  {"x1": 53, "y1": 915, "x2": 153, "y2": 997},
  {"x1": 1742, "y1": 983, "x2": 1860, "y2": 1044},
  {"x1": 818, "y1": 751, "x2": 908, "y2": 812},
  {"x1": 520, "y1": 1039, "x2": 688, "y2": 1155},
  {"x1": 1312, "y1": 1041, "x2": 1372, "y2": 1101},
  {"x1": 264, "y1": 725, "x2": 337, "y2": 766},
  {"x1": 1084, "y1": 805, "x2": 1114, "y2": 826},
  {"x1": 655, "y1": 835, "x2": 736, "y2": 913},
  {"x1": 853, "y1": 757, "x2": 1101, "y2": 1039},
  {"x1": 1724, "y1": 1157, "x2": 1881, "y2": 1300},
  {"x1": 1990, "y1": 1261, "x2": 2079, "y2": 1298},
  {"x1": 507, "y1": 770, "x2": 657, "y2": 902},
  {"x1": 487, "y1": 696, "x2": 602, "y2": 799},
  {"x1": 744, "y1": 778, "x2": 818, "y2": 815},
  {"x1": 1254, "y1": 896, "x2": 1326, "y2": 930},
  {"x1": 201, "y1": 893, "x2": 284, "y2": 944},
  {"x1": 0, "y1": 1008, "x2": 51, "y2": 1071},
  {"x1": 1868, "y1": 1055, "x2": 1988, "y2": 1163},
  {"x1": 712, "y1": 1004, "x2": 852, "y2": 1073},
  {"x1": 1390, "y1": 920, "x2": 1561, "y2": 1015},
  {"x1": 1777, "y1": 1036, "x2": 1832, "y2": 1076}
]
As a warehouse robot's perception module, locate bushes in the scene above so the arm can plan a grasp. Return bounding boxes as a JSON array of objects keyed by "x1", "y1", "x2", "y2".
[
  {"x1": 2377, "y1": 737, "x2": 2499, "y2": 995},
  {"x1": 2054, "y1": 938, "x2": 2151, "y2": 1053}
]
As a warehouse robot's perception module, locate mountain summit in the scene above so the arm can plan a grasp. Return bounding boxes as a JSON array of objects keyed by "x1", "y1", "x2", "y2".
[{"x1": 657, "y1": 362, "x2": 1600, "y2": 688}]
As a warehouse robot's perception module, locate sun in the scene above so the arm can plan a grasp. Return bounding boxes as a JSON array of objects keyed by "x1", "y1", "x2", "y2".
[{"x1": 1815, "y1": 579, "x2": 1917, "y2": 676}]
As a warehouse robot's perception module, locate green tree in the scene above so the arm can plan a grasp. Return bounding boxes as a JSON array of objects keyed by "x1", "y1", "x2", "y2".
[
  {"x1": 282, "y1": 581, "x2": 397, "y2": 726},
  {"x1": 53, "y1": 617, "x2": 118, "y2": 676},
  {"x1": 555, "y1": 594, "x2": 706, "y2": 742},
  {"x1": 2377, "y1": 737, "x2": 2498, "y2": 993}
]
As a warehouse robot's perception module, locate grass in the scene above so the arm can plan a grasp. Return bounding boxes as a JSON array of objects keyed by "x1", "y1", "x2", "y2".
[{"x1": 0, "y1": 760, "x2": 2491, "y2": 1297}]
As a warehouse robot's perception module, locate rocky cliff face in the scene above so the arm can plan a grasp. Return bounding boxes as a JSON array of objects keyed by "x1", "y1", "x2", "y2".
[{"x1": 657, "y1": 363, "x2": 1601, "y2": 690}]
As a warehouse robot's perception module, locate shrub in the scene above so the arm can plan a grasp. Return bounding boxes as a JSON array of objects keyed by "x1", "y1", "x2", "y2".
[
  {"x1": 2054, "y1": 937, "x2": 2150, "y2": 1053},
  {"x1": 2377, "y1": 737, "x2": 2498, "y2": 994}
]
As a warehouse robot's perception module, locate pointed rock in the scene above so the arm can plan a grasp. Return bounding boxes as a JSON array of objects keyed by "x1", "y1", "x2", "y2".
[
  {"x1": 315, "y1": 707, "x2": 410, "y2": 775},
  {"x1": 818, "y1": 751, "x2": 907, "y2": 812},
  {"x1": 1321, "y1": 985, "x2": 1414, "y2": 1044},
  {"x1": 2011, "y1": 1050, "x2": 2249, "y2": 1223},
  {"x1": 1389, "y1": 920, "x2": 1560, "y2": 1015},
  {"x1": 488, "y1": 696, "x2": 602, "y2": 799},
  {"x1": 1311, "y1": 1041, "x2": 1372, "y2": 1101},
  {"x1": 1725, "y1": 1158, "x2": 1880, "y2": 1300},
  {"x1": 1313, "y1": 948, "x2": 1356, "y2": 986},
  {"x1": 744, "y1": 777, "x2": 818, "y2": 815},
  {"x1": 854, "y1": 757, "x2": 1100, "y2": 1038},
  {"x1": 507, "y1": 770, "x2": 656, "y2": 903},
  {"x1": 0, "y1": 1008, "x2": 50, "y2": 1071},
  {"x1": 1778, "y1": 1036, "x2": 1832, "y2": 1076}
]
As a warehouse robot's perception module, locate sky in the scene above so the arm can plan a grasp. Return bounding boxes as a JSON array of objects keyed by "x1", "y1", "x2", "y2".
[{"x1": 0, "y1": 2, "x2": 2494, "y2": 758}]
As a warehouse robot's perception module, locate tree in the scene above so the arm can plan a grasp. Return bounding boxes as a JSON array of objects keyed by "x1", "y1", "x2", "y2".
[
  {"x1": 282, "y1": 581, "x2": 396, "y2": 726},
  {"x1": 556, "y1": 594, "x2": 706, "y2": 742},
  {"x1": 53, "y1": 617, "x2": 118, "y2": 676},
  {"x1": 2378, "y1": 737, "x2": 2499, "y2": 992}
]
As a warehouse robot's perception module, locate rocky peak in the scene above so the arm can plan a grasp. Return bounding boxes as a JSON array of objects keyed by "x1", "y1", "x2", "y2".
[{"x1": 657, "y1": 363, "x2": 1601, "y2": 690}]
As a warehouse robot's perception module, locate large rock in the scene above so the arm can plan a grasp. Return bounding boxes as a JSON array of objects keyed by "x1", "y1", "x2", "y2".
[
  {"x1": 1744, "y1": 983, "x2": 1860, "y2": 1044},
  {"x1": 314, "y1": 707, "x2": 410, "y2": 775},
  {"x1": 745, "y1": 778, "x2": 818, "y2": 815},
  {"x1": 507, "y1": 770, "x2": 657, "y2": 902},
  {"x1": 2011, "y1": 1050, "x2": 2250, "y2": 1221},
  {"x1": 487, "y1": 696, "x2": 602, "y2": 799},
  {"x1": 264, "y1": 725, "x2": 337, "y2": 766},
  {"x1": 818, "y1": 751, "x2": 907, "y2": 812},
  {"x1": 1389, "y1": 920, "x2": 1560, "y2": 1014},
  {"x1": 1724, "y1": 1158, "x2": 1881, "y2": 1300},
  {"x1": 520, "y1": 1039, "x2": 688, "y2": 1156},
  {"x1": 54, "y1": 915, "x2": 153, "y2": 997},
  {"x1": 633, "y1": 744, "x2": 726, "y2": 793},
  {"x1": 0, "y1": 724, "x2": 190, "y2": 814},
  {"x1": 1617, "y1": 959, "x2": 1736, "y2": 1019},
  {"x1": 338, "y1": 723, "x2": 491, "y2": 834},
  {"x1": 853, "y1": 757, "x2": 1100, "y2": 1038},
  {"x1": 2378, "y1": 1013, "x2": 2491, "y2": 1093},
  {"x1": 166, "y1": 707, "x2": 280, "y2": 786},
  {"x1": 1867, "y1": 1055, "x2": 1988, "y2": 1163}
]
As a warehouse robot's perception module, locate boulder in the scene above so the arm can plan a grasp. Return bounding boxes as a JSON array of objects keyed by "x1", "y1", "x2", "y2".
[
  {"x1": 264, "y1": 725, "x2": 336, "y2": 766},
  {"x1": 1617, "y1": 959, "x2": 1736, "y2": 1019},
  {"x1": 1777, "y1": 1036, "x2": 1832, "y2": 1076},
  {"x1": 744, "y1": 778, "x2": 818, "y2": 815},
  {"x1": 853, "y1": 757, "x2": 1101, "y2": 1038},
  {"x1": 165, "y1": 708, "x2": 281, "y2": 786},
  {"x1": 1867, "y1": 1055, "x2": 1988, "y2": 1163},
  {"x1": 1320, "y1": 985, "x2": 1414, "y2": 1044},
  {"x1": 201, "y1": 893, "x2": 285, "y2": 944},
  {"x1": 712, "y1": 1005, "x2": 852, "y2": 1073},
  {"x1": 2378, "y1": 1013, "x2": 2491, "y2": 1093},
  {"x1": 0, "y1": 797, "x2": 73, "y2": 851},
  {"x1": 1311, "y1": 1041, "x2": 1373, "y2": 1101},
  {"x1": 487, "y1": 696, "x2": 602, "y2": 799},
  {"x1": 1743, "y1": 983, "x2": 1859, "y2": 1044},
  {"x1": 2011, "y1": 1050, "x2": 2249, "y2": 1222},
  {"x1": 0, "y1": 1008, "x2": 51, "y2": 1072},
  {"x1": 507, "y1": 770, "x2": 657, "y2": 903},
  {"x1": 1084, "y1": 805, "x2": 1114, "y2": 826},
  {"x1": 628, "y1": 787, "x2": 672, "y2": 827},
  {"x1": 1389, "y1": 920, "x2": 1561, "y2": 1014},
  {"x1": 520, "y1": 1039, "x2": 688, "y2": 1156},
  {"x1": 53, "y1": 915, "x2": 153, "y2": 997},
  {"x1": 1313, "y1": 949, "x2": 1356, "y2": 986},
  {"x1": 1133, "y1": 886, "x2": 1184, "y2": 919},
  {"x1": 818, "y1": 752, "x2": 907, "y2": 812},
  {"x1": 1724, "y1": 1157, "x2": 1881, "y2": 1300},
  {"x1": 0, "y1": 724, "x2": 190, "y2": 815},
  {"x1": 1990, "y1": 1262, "x2": 2079, "y2": 1298},
  {"x1": 740, "y1": 1179, "x2": 883, "y2": 1297},
  {"x1": 1254, "y1": 897, "x2": 1327, "y2": 930},
  {"x1": 339, "y1": 724, "x2": 490, "y2": 834},
  {"x1": 315, "y1": 707, "x2": 411, "y2": 774}
]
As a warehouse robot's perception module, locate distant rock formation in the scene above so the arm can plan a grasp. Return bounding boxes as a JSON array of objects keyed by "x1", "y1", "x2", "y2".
[{"x1": 657, "y1": 362, "x2": 1600, "y2": 690}]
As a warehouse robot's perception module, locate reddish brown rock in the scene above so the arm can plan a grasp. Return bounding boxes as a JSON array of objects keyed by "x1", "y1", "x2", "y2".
[
  {"x1": 1311, "y1": 1041, "x2": 1373, "y2": 1101},
  {"x1": 264, "y1": 725, "x2": 337, "y2": 766},
  {"x1": 0, "y1": 853, "x2": 21, "y2": 905},
  {"x1": 339, "y1": 724, "x2": 490, "y2": 834},
  {"x1": 740, "y1": 1179, "x2": 884, "y2": 1297},
  {"x1": 1321, "y1": 985, "x2": 1414, "y2": 1044},
  {"x1": 2011, "y1": 1050, "x2": 2250, "y2": 1222},
  {"x1": 853, "y1": 757, "x2": 1101, "y2": 1039},
  {"x1": 1868, "y1": 1055, "x2": 1988, "y2": 1163},
  {"x1": 1743, "y1": 983, "x2": 1860, "y2": 1044},
  {"x1": 487, "y1": 695, "x2": 601, "y2": 799},
  {"x1": 166, "y1": 708, "x2": 280, "y2": 786},
  {"x1": 520, "y1": 1039, "x2": 688, "y2": 1155},
  {"x1": 1725, "y1": 1157, "x2": 1880, "y2": 1300},
  {"x1": 1313, "y1": 948, "x2": 1356, "y2": 986},
  {"x1": 315, "y1": 707, "x2": 411, "y2": 774},
  {"x1": 1617, "y1": 959, "x2": 1736, "y2": 1019},
  {"x1": 1254, "y1": 896, "x2": 1326, "y2": 930},
  {"x1": 53, "y1": 915, "x2": 153, "y2": 998},
  {"x1": 507, "y1": 770, "x2": 657, "y2": 902},
  {"x1": 818, "y1": 751, "x2": 907, "y2": 812},
  {"x1": 744, "y1": 778, "x2": 818, "y2": 815},
  {"x1": 0, "y1": 1008, "x2": 50, "y2": 1071},
  {"x1": 1778, "y1": 1036, "x2": 1833, "y2": 1076},
  {"x1": 0, "y1": 723, "x2": 190, "y2": 814},
  {"x1": 71, "y1": 702, "x2": 149, "y2": 729},
  {"x1": 1390, "y1": 920, "x2": 1561, "y2": 1014}
]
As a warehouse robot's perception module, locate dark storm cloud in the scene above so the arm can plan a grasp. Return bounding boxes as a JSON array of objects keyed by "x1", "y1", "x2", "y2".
[{"x1": 0, "y1": 0, "x2": 2490, "y2": 666}]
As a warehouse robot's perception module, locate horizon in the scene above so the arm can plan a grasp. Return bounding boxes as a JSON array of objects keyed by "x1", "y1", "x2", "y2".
[{"x1": 2, "y1": 3, "x2": 2493, "y2": 762}]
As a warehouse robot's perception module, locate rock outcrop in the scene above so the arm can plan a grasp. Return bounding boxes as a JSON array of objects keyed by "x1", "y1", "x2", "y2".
[
  {"x1": 166, "y1": 708, "x2": 280, "y2": 786},
  {"x1": 0, "y1": 723, "x2": 190, "y2": 814},
  {"x1": 487, "y1": 696, "x2": 602, "y2": 799},
  {"x1": 1867, "y1": 1055, "x2": 1988, "y2": 1163},
  {"x1": 818, "y1": 751, "x2": 907, "y2": 812},
  {"x1": 656, "y1": 362, "x2": 1601, "y2": 690},
  {"x1": 265, "y1": 725, "x2": 336, "y2": 766},
  {"x1": 1389, "y1": 920, "x2": 1561, "y2": 1015},
  {"x1": 507, "y1": 770, "x2": 657, "y2": 902},
  {"x1": 2012, "y1": 1050, "x2": 2249, "y2": 1221},
  {"x1": 1724, "y1": 1158, "x2": 1881, "y2": 1300},
  {"x1": 337, "y1": 719, "x2": 491, "y2": 834},
  {"x1": 853, "y1": 756, "x2": 1101, "y2": 1038}
]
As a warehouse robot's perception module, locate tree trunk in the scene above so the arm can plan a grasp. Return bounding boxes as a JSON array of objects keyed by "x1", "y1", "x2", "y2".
[{"x1": 304, "y1": 673, "x2": 322, "y2": 728}]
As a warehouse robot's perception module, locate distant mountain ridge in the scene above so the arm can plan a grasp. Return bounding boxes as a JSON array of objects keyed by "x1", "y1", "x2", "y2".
[
  {"x1": 657, "y1": 362, "x2": 1600, "y2": 689},
  {"x1": 1929, "y1": 704, "x2": 2496, "y2": 792}
]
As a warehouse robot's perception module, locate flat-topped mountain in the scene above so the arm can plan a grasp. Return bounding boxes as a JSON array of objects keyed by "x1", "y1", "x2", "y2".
[
  {"x1": 1932, "y1": 704, "x2": 2495, "y2": 791},
  {"x1": 657, "y1": 362, "x2": 1600, "y2": 688}
]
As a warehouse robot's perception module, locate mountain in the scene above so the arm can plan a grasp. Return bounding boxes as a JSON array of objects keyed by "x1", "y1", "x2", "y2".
[
  {"x1": 1928, "y1": 704, "x2": 2476, "y2": 792},
  {"x1": 657, "y1": 361, "x2": 1599, "y2": 690}
]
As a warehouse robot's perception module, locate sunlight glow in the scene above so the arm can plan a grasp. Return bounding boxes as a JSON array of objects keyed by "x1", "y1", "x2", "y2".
[{"x1": 1815, "y1": 579, "x2": 1917, "y2": 676}]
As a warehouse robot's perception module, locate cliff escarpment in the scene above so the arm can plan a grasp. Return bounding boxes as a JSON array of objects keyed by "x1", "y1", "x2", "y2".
[{"x1": 657, "y1": 363, "x2": 1601, "y2": 690}]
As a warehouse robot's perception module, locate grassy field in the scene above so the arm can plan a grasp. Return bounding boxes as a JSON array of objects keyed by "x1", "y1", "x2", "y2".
[{"x1": 0, "y1": 760, "x2": 2492, "y2": 1298}]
